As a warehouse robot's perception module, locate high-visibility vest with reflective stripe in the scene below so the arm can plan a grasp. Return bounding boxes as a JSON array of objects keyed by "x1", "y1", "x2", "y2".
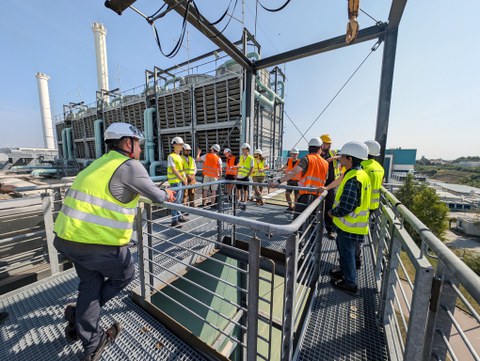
[
  {"x1": 167, "y1": 153, "x2": 185, "y2": 184},
  {"x1": 298, "y1": 154, "x2": 328, "y2": 195},
  {"x1": 54, "y1": 151, "x2": 139, "y2": 246},
  {"x1": 332, "y1": 168, "x2": 371, "y2": 235},
  {"x1": 361, "y1": 159, "x2": 385, "y2": 210},
  {"x1": 183, "y1": 155, "x2": 196, "y2": 176},
  {"x1": 238, "y1": 154, "x2": 254, "y2": 178},
  {"x1": 329, "y1": 150, "x2": 341, "y2": 179},
  {"x1": 252, "y1": 159, "x2": 266, "y2": 177},
  {"x1": 287, "y1": 158, "x2": 301, "y2": 181},
  {"x1": 202, "y1": 153, "x2": 221, "y2": 177},
  {"x1": 226, "y1": 156, "x2": 237, "y2": 176}
]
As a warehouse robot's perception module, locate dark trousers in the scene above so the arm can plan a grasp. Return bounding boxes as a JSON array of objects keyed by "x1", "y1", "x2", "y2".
[
  {"x1": 324, "y1": 189, "x2": 335, "y2": 233},
  {"x1": 54, "y1": 236, "x2": 135, "y2": 355},
  {"x1": 336, "y1": 232, "x2": 358, "y2": 286}
]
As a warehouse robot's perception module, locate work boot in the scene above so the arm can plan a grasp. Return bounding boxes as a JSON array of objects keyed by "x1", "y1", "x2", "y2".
[
  {"x1": 329, "y1": 268, "x2": 344, "y2": 280},
  {"x1": 356, "y1": 259, "x2": 362, "y2": 270},
  {"x1": 64, "y1": 303, "x2": 78, "y2": 343},
  {"x1": 327, "y1": 231, "x2": 336, "y2": 240},
  {"x1": 178, "y1": 216, "x2": 187, "y2": 223},
  {"x1": 82, "y1": 322, "x2": 122, "y2": 361},
  {"x1": 330, "y1": 278, "x2": 359, "y2": 297},
  {"x1": 285, "y1": 206, "x2": 294, "y2": 213},
  {"x1": 171, "y1": 221, "x2": 182, "y2": 228}
]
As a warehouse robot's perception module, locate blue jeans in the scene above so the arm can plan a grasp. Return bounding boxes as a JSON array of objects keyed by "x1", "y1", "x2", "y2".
[
  {"x1": 171, "y1": 188, "x2": 184, "y2": 223},
  {"x1": 336, "y1": 231, "x2": 358, "y2": 286}
]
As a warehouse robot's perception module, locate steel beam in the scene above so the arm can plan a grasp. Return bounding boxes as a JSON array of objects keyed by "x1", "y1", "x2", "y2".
[
  {"x1": 375, "y1": 28, "x2": 398, "y2": 166},
  {"x1": 254, "y1": 24, "x2": 386, "y2": 70},
  {"x1": 164, "y1": 0, "x2": 252, "y2": 70},
  {"x1": 388, "y1": 0, "x2": 408, "y2": 29}
]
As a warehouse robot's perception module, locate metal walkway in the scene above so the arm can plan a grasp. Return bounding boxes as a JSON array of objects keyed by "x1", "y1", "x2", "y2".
[
  {"x1": 296, "y1": 236, "x2": 389, "y2": 361},
  {"x1": 0, "y1": 207, "x2": 389, "y2": 361}
]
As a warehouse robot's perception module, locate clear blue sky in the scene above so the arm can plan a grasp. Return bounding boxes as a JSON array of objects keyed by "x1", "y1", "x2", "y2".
[{"x1": 0, "y1": 0, "x2": 478, "y2": 160}]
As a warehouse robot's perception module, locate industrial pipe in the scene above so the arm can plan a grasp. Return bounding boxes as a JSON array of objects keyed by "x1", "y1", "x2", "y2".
[
  {"x1": 149, "y1": 161, "x2": 163, "y2": 177},
  {"x1": 61, "y1": 128, "x2": 68, "y2": 160},
  {"x1": 94, "y1": 119, "x2": 104, "y2": 158},
  {"x1": 143, "y1": 108, "x2": 155, "y2": 165}
]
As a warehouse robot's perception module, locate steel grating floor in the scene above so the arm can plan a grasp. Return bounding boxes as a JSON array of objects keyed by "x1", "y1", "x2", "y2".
[
  {"x1": 295, "y1": 235, "x2": 390, "y2": 361},
  {"x1": 0, "y1": 204, "x2": 389, "y2": 360}
]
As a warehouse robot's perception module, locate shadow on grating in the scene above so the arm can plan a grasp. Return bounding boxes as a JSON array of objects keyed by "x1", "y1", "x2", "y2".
[{"x1": 296, "y1": 235, "x2": 390, "y2": 361}]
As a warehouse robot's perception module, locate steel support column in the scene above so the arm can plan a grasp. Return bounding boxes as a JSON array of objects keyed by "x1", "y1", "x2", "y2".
[
  {"x1": 375, "y1": 28, "x2": 399, "y2": 166},
  {"x1": 243, "y1": 70, "x2": 256, "y2": 146}
]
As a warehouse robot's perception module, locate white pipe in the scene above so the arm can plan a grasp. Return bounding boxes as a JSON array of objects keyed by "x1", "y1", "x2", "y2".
[
  {"x1": 92, "y1": 22, "x2": 109, "y2": 98},
  {"x1": 35, "y1": 72, "x2": 56, "y2": 149}
]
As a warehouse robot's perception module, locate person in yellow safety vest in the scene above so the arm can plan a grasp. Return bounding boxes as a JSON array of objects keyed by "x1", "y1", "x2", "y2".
[
  {"x1": 236, "y1": 143, "x2": 254, "y2": 211},
  {"x1": 196, "y1": 144, "x2": 222, "y2": 208},
  {"x1": 182, "y1": 144, "x2": 197, "y2": 208},
  {"x1": 361, "y1": 140, "x2": 385, "y2": 212},
  {"x1": 168, "y1": 136, "x2": 188, "y2": 227},
  {"x1": 326, "y1": 141, "x2": 371, "y2": 296},
  {"x1": 53, "y1": 122, "x2": 175, "y2": 360},
  {"x1": 269, "y1": 138, "x2": 328, "y2": 220},
  {"x1": 252, "y1": 149, "x2": 269, "y2": 206},
  {"x1": 320, "y1": 134, "x2": 342, "y2": 240},
  {"x1": 280, "y1": 148, "x2": 301, "y2": 212},
  {"x1": 224, "y1": 148, "x2": 238, "y2": 202}
]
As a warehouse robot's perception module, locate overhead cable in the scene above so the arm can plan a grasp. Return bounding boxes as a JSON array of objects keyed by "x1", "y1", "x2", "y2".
[
  {"x1": 258, "y1": 0, "x2": 291, "y2": 12},
  {"x1": 292, "y1": 40, "x2": 382, "y2": 149}
]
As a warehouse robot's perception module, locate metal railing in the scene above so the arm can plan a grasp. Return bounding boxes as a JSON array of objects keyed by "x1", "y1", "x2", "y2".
[
  {"x1": 372, "y1": 187, "x2": 480, "y2": 361},
  {"x1": 132, "y1": 180, "x2": 324, "y2": 361}
]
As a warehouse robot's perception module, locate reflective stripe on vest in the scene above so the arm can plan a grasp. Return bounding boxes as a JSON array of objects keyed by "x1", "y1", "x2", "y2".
[
  {"x1": 332, "y1": 168, "x2": 371, "y2": 235},
  {"x1": 361, "y1": 159, "x2": 385, "y2": 210},
  {"x1": 168, "y1": 153, "x2": 185, "y2": 184},
  {"x1": 238, "y1": 154, "x2": 253, "y2": 178},
  {"x1": 183, "y1": 156, "x2": 196, "y2": 176},
  {"x1": 252, "y1": 159, "x2": 266, "y2": 177},
  {"x1": 203, "y1": 153, "x2": 221, "y2": 177},
  {"x1": 226, "y1": 156, "x2": 237, "y2": 176},
  {"x1": 287, "y1": 158, "x2": 301, "y2": 181},
  {"x1": 53, "y1": 151, "x2": 139, "y2": 246},
  {"x1": 298, "y1": 154, "x2": 328, "y2": 195}
]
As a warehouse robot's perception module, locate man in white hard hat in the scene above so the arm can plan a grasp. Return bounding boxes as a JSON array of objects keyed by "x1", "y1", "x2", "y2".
[
  {"x1": 53, "y1": 122, "x2": 175, "y2": 360},
  {"x1": 168, "y1": 136, "x2": 188, "y2": 227},
  {"x1": 270, "y1": 138, "x2": 328, "y2": 220},
  {"x1": 280, "y1": 148, "x2": 300, "y2": 212},
  {"x1": 320, "y1": 134, "x2": 341, "y2": 240},
  {"x1": 224, "y1": 148, "x2": 238, "y2": 202},
  {"x1": 182, "y1": 144, "x2": 197, "y2": 208},
  {"x1": 252, "y1": 149, "x2": 269, "y2": 205},
  {"x1": 236, "y1": 143, "x2": 254, "y2": 210},
  {"x1": 196, "y1": 144, "x2": 222, "y2": 208},
  {"x1": 327, "y1": 141, "x2": 371, "y2": 296}
]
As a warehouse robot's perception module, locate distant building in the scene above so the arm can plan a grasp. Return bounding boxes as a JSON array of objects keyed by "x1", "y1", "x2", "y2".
[
  {"x1": 456, "y1": 215, "x2": 480, "y2": 237},
  {"x1": 383, "y1": 148, "x2": 417, "y2": 182}
]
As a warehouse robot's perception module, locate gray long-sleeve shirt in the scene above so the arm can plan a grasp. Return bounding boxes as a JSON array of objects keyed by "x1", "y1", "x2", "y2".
[{"x1": 109, "y1": 155, "x2": 168, "y2": 204}]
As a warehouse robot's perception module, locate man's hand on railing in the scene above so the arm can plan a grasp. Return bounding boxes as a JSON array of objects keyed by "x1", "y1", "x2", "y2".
[
  {"x1": 164, "y1": 188, "x2": 176, "y2": 202},
  {"x1": 316, "y1": 186, "x2": 326, "y2": 194}
]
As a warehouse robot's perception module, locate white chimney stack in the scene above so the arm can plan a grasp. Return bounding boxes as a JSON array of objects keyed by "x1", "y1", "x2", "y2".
[
  {"x1": 92, "y1": 22, "x2": 109, "y2": 96},
  {"x1": 35, "y1": 72, "x2": 56, "y2": 150}
]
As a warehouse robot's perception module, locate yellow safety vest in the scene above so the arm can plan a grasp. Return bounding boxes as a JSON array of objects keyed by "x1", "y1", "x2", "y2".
[
  {"x1": 252, "y1": 159, "x2": 266, "y2": 177},
  {"x1": 329, "y1": 150, "x2": 341, "y2": 179},
  {"x1": 168, "y1": 153, "x2": 185, "y2": 184},
  {"x1": 332, "y1": 168, "x2": 371, "y2": 235},
  {"x1": 183, "y1": 155, "x2": 196, "y2": 176},
  {"x1": 54, "y1": 151, "x2": 139, "y2": 246},
  {"x1": 238, "y1": 154, "x2": 253, "y2": 178},
  {"x1": 361, "y1": 159, "x2": 385, "y2": 210}
]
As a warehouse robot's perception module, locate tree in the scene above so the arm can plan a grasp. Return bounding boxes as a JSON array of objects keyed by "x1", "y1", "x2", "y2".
[{"x1": 395, "y1": 174, "x2": 449, "y2": 241}]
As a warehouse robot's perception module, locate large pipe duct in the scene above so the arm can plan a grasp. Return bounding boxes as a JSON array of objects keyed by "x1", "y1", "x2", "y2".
[
  {"x1": 92, "y1": 22, "x2": 109, "y2": 98},
  {"x1": 35, "y1": 72, "x2": 56, "y2": 150}
]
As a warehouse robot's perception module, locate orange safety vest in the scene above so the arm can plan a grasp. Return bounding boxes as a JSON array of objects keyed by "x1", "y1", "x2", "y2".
[
  {"x1": 226, "y1": 156, "x2": 237, "y2": 176},
  {"x1": 287, "y1": 158, "x2": 301, "y2": 181},
  {"x1": 298, "y1": 154, "x2": 328, "y2": 195},
  {"x1": 203, "y1": 153, "x2": 221, "y2": 178}
]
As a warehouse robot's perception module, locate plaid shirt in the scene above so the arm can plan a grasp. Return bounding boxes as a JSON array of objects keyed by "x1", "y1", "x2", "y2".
[{"x1": 331, "y1": 166, "x2": 365, "y2": 242}]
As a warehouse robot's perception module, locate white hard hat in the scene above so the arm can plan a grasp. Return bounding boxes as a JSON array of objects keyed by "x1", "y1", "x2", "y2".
[
  {"x1": 104, "y1": 122, "x2": 145, "y2": 143},
  {"x1": 223, "y1": 148, "x2": 231, "y2": 154},
  {"x1": 183, "y1": 143, "x2": 192, "y2": 151},
  {"x1": 364, "y1": 140, "x2": 381, "y2": 156},
  {"x1": 171, "y1": 136, "x2": 184, "y2": 145},
  {"x1": 211, "y1": 144, "x2": 221, "y2": 152},
  {"x1": 254, "y1": 149, "x2": 263, "y2": 155},
  {"x1": 290, "y1": 148, "x2": 299, "y2": 154},
  {"x1": 308, "y1": 137, "x2": 322, "y2": 147},
  {"x1": 241, "y1": 143, "x2": 251, "y2": 150},
  {"x1": 339, "y1": 141, "x2": 369, "y2": 160}
]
